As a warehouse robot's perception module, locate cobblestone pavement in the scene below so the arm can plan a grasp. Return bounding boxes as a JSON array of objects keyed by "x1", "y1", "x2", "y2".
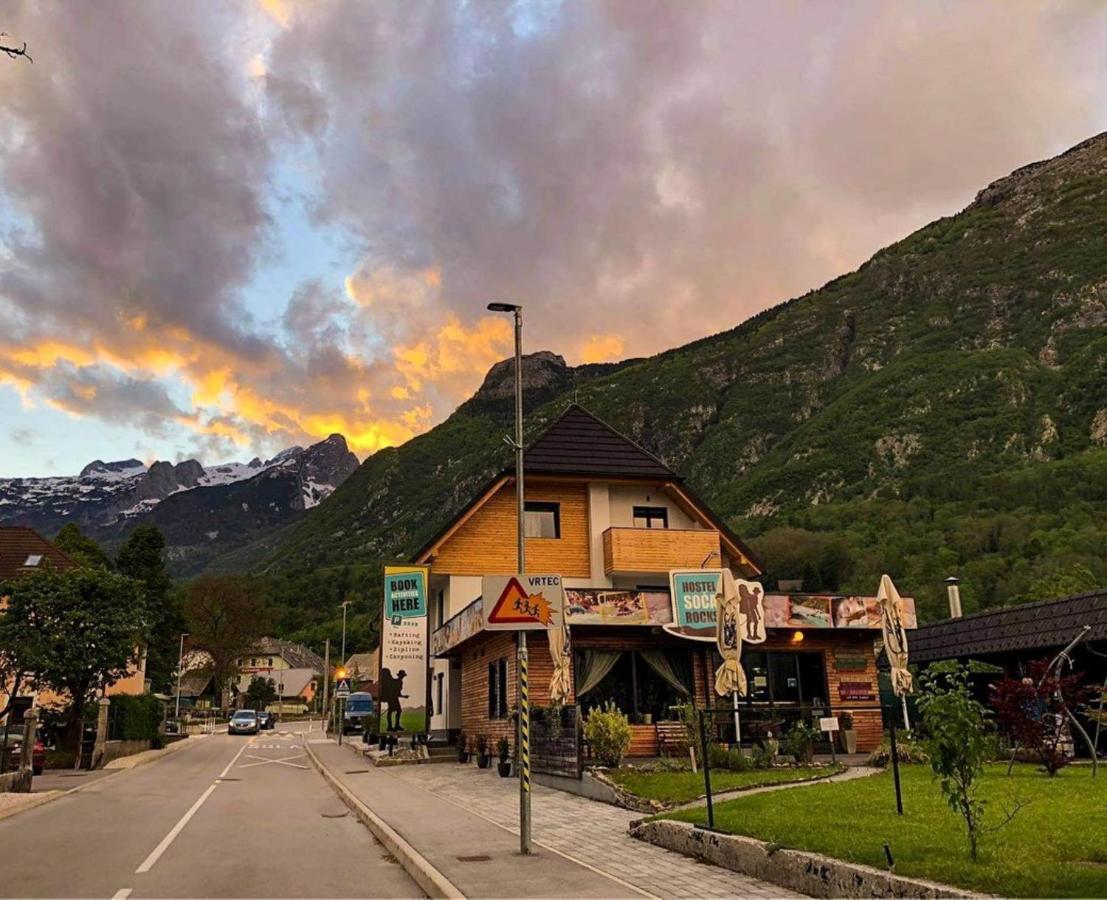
[{"x1": 391, "y1": 764, "x2": 803, "y2": 899}]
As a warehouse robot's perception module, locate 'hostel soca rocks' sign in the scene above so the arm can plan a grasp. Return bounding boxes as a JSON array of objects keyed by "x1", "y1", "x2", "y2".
[
  {"x1": 666, "y1": 569, "x2": 766, "y2": 644},
  {"x1": 380, "y1": 566, "x2": 429, "y2": 734}
]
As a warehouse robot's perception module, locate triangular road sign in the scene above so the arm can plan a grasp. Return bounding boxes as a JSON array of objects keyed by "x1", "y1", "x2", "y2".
[
  {"x1": 335, "y1": 678, "x2": 351, "y2": 696},
  {"x1": 487, "y1": 576, "x2": 543, "y2": 625}
]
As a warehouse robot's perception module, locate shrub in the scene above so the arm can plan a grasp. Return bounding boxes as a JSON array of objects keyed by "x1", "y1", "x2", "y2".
[
  {"x1": 497, "y1": 737, "x2": 510, "y2": 762},
  {"x1": 475, "y1": 734, "x2": 488, "y2": 756},
  {"x1": 866, "y1": 736, "x2": 931, "y2": 767},
  {"x1": 751, "y1": 738, "x2": 777, "y2": 769},
  {"x1": 583, "y1": 701, "x2": 631, "y2": 767},
  {"x1": 783, "y1": 720, "x2": 818, "y2": 764},
  {"x1": 839, "y1": 711, "x2": 854, "y2": 730},
  {"x1": 109, "y1": 694, "x2": 163, "y2": 742},
  {"x1": 708, "y1": 743, "x2": 752, "y2": 771}
]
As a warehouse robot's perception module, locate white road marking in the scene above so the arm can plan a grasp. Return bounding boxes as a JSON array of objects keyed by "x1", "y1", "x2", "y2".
[
  {"x1": 241, "y1": 753, "x2": 308, "y2": 770},
  {"x1": 135, "y1": 740, "x2": 251, "y2": 874},
  {"x1": 112, "y1": 889, "x2": 132, "y2": 899}
]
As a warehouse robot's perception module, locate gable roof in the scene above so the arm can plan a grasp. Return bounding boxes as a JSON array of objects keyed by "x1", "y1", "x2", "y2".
[
  {"x1": 509, "y1": 404, "x2": 677, "y2": 479},
  {"x1": 0, "y1": 526, "x2": 77, "y2": 581},
  {"x1": 345, "y1": 651, "x2": 378, "y2": 677},
  {"x1": 237, "y1": 667, "x2": 316, "y2": 698},
  {"x1": 247, "y1": 637, "x2": 327, "y2": 674},
  {"x1": 911, "y1": 590, "x2": 1107, "y2": 663}
]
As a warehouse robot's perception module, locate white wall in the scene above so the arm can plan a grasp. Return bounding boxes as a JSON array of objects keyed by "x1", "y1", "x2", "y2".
[{"x1": 608, "y1": 484, "x2": 698, "y2": 529}]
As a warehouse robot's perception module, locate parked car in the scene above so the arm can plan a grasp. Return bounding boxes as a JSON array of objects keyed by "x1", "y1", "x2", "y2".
[
  {"x1": 229, "y1": 710, "x2": 259, "y2": 735},
  {"x1": 257, "y1": 711, "x2": 274, "y2": 730},
  {"x1": 0, "y1": 725, "x2": 46, "y2": 775}
]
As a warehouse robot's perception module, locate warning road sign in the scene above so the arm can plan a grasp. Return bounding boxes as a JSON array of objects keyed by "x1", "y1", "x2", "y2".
[
  {"x1": 335, "y1": 678, "x2": 351, "y2": 697},
  {"x1": 482, "y1": 573, "x2": 565, "y2": 631}
]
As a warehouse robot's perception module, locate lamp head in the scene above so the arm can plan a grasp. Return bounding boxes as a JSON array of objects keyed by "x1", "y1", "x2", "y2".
[{"x1": 486, "y1": 302, "x2": 520, "y2": 313}]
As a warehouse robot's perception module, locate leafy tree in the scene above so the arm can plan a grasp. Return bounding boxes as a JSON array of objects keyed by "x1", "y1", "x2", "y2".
[
  {"x1": 244, "y1": 675, "x2": 277, "y2": 711},
  {"x1": 990, "y1": 660, "x2": 1089, "y2": 776},
  {"x1": 748, "y1": 527, "x2": 853, "y2": 591},
  {"x1": 183, "y1": 574, "x2": 272, "y2": 708},
  {"x1": 917, "y1": 661, "x2": 1003, "y2": 860},
  {"x1": 54, "y1": 523, "x2": 114, "y2": 570},
  {"x1": 0, "y1": 568, "x2": 147, "y2": 746},
  {"x1": 116, "y1": 525, "x2": 183, "y2": 693}
]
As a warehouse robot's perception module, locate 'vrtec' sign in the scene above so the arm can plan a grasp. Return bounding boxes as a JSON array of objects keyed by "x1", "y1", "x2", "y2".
[{"x1": 482, "y1": 573, "x2": 565, "y2": 631}]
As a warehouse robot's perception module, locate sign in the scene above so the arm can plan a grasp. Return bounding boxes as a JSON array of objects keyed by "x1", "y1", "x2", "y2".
[
  {"x1": 838, "y1": 681, "x2": 875, "y2": 701},
  {"x1": 666, "y1": 570, "x2": 767, "y2": 644},
  {"x1": 819, "y1": 716, "x2": 840, "y2": 733},
  {"x1": 384, "y1": 567, "x2": 428, "y2": 624},
  {"x1": 380, "y1": 565, "x2": 430, "y2": 734},
  {"x1": 481, "y1": 574, "x2": 565, "y2": 631},
  {"x1": 335, "y1": 678, "x2": 351, "y2": 697}
]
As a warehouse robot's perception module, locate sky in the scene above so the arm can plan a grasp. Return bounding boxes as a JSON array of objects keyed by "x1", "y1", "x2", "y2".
[{"x1": 2, "y1": 1, "x2": 1107, "y2": 477}]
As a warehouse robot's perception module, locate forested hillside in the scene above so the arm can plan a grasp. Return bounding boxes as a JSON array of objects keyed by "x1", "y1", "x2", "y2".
[{"x1": 230, "y1": 133, "x2": 1107, "y2": 646}]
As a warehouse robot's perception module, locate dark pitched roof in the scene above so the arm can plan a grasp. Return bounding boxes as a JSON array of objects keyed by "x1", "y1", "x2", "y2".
[
  {"x1": 512, "y1": 404, "x2": 677, "y2": 479},
  {"x1": 0, "y1": 526, "x2": 77, "y2": 580},
  {"x1": 911, "y1": 590, "x2": 1107, "y2": 663}
]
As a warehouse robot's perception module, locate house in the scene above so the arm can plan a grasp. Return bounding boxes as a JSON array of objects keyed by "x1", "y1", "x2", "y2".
[
  {"x1": 419, "y1": 405, "x2": 914, "y2": 756},
  {"x1": 344, "y1": 651, "x2": 378, "y2": 693},
  {"x1": 237, "y1": 637, "x2": 326, "y2": 676},
  {"x1": 235, "y1": 667, "x2": 318, "y2": 714}
]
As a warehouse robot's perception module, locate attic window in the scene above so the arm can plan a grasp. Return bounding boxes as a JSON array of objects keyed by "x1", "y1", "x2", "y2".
[
  {"x1": 23, "y1": 554, "x2": 43, "y2": 567},
  {"x1": 524, "y1": 502, "x2": 560, "y2": 539}
]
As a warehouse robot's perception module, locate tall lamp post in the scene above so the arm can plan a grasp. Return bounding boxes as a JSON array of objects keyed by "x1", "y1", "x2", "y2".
[
  {"x1": 174, "y1": 632, "x2": 189, "y2": 721},
  {"x1": 487, "y1": 301, "x2": 529, "y2": 854},
  {"x1": 340, "y1": 598, "x2": 352, "y2": 665}
]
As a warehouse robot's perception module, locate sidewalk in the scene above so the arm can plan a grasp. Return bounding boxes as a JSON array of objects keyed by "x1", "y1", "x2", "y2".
[{"x1": 310, "y1": 739, "x2": 797, "y2": 899}]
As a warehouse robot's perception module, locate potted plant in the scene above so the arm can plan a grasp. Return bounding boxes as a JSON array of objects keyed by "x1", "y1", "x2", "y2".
[
  {"x1": 456, "y1": 730, "x2": 470, "y2": 763},
  {"x1": 496, "y1": 737, "x2": 512, "y2": 777},
  {"x1": 475, "y1": 734, "x2": 491, "y2": 769},
  {"x1": 839, "y1": 712, "x2": 857, "y2": 754}
]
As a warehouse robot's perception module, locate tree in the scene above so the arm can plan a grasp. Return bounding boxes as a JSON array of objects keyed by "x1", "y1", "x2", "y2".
[
  {"x1": 54, "y1": 524, "x2": 113, "y2": 570},
  {"x1": 116, "y1": 525, "x2": 183, "y2": 693},
  {"x1": 917, "y1": 661, "x2": 1020, "y2": 860},
  {"x1": 244, "y1": 675, "x2": 277, "y2": 711},
  {"x1": 0, "y1": 568, "x2": 147, "y2": 746},
  {"x1": 183, "y1": 575, "x2": 272, "y2": 709},
  {"x1": 991, "y1": 659, "x2": 1089, "y2": 776}
]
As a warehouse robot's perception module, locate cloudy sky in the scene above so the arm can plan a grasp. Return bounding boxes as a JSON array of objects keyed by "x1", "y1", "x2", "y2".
[{"x1": 2, "y1": 1, "x2": 1106, "y2": 477}]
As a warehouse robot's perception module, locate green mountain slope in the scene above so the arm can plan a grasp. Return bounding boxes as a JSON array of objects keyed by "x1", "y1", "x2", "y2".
[{"x1": 232, "y1": 133, "x2": 1107, "y2": 642}]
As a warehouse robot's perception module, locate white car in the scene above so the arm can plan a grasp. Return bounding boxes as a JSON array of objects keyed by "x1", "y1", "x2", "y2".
[{"x1": 229, "y1": 710, "x2": 259, "y2": 735}]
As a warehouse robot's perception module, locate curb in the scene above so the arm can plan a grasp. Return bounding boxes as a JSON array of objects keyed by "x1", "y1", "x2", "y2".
[
  {"x1": 304, "y1": 741, "x2": 464, "y2": 899},
  {"x1": 104, "y1": 733, "x2": 206, "y2": 771},
  {"x1": 0, "y1": 790, "x2": 63, "y2": 822},
  {"x1": 631, "y1": 819, "x2": 990, "y2": 899}
]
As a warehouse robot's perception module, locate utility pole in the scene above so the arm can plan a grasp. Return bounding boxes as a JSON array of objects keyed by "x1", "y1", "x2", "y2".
[
  {"x1": 488, "y1": 301, "x2": 529, "y2": 854},
  {"x1": 322, "y1": 638, "x2": 330, "y2": 734},
  {"x1": 174, "y1": 633, "x2": 189, "y2": 722},
  {"x1": 340, "y1": 599, "x2": 352, "y2": 665}
]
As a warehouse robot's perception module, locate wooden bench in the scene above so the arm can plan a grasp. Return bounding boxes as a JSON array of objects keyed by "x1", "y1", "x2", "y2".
[{"x1": 656, "y1": 721, "x2": 688, "y2": 757}]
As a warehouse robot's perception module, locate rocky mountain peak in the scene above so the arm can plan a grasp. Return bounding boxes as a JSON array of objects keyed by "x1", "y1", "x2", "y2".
[
  {"x1": 79, "y1": 458, "x2": 145, "y2": 479},
  {"x1": 472, "y1": 351, "x2": 571, "y2": 403}
]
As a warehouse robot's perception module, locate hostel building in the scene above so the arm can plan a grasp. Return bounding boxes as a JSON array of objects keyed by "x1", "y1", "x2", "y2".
[{"x1": 415, "y1": 406, "x2": 913, "y2": 757}]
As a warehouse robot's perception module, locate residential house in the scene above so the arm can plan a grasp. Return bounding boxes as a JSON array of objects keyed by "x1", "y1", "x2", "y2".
[
  {"x1": 421, "y1": 405, "x2": 914, "y2": 755},
  {"x1": 236, "y1": 667, "x2": 318, "y2": 714}
]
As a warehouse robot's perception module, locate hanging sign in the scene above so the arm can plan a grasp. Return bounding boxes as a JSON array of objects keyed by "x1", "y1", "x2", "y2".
[{"x1": 481, "y1": 574, "x2": 565, "y2": 631}]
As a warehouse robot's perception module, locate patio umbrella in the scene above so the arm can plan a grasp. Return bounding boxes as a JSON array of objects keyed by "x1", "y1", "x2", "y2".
[
  {"x1": 877, "y1": 573, "x2": 912, "y2": 728},
  {"x1": 714, "y1": 571, "x2": 747, "y2": 741},
  {"x1": 547, "y1": 623, "x2": 572, "y2": 705}
]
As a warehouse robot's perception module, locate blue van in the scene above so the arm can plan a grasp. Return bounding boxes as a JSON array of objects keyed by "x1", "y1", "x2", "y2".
[{"x1": 343, "y1": 692, "x2": 376, "y2": 734}]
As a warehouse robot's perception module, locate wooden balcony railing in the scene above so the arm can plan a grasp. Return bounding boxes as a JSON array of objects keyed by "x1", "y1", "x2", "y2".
[{"x1": 602, "y1": 526, "x2": 721, "y2": 575}]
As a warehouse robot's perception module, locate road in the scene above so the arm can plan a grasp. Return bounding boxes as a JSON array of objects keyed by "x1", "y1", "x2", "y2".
[{"x1": 0, "y1": 724, "x2": 421, "y2": 899}]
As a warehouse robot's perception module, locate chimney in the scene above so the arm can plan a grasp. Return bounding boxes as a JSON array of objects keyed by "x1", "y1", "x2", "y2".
[{"x1": 945, "y1": 576, "x2": 963, "y2": 619}]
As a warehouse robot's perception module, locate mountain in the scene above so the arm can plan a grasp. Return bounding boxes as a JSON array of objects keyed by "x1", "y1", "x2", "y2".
[
  {"x1": 0, "y1": 434, "x2": 359, "y2": 573},
  {"x1": 240, "y1": 132, "x2": 1107, "y2": 637}
]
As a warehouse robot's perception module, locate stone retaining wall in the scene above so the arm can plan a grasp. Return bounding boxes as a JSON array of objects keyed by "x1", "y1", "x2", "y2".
[
  {"x1": 630, "y1": 819, "x2": 989, "y2": 899},
  {"x1": 0, "y1": 769, "x2": 32, "y2": 793}
]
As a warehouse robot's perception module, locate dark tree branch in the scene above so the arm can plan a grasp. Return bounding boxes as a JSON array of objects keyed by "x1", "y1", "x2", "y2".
[{"x1": 0, "y1": 33, "x2": 32, "y2": 63}]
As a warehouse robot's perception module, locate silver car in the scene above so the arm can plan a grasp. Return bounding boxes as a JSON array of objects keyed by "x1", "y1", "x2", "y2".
[{"x1": 229, "y1": 710, "x2": 259, "y2": 735}]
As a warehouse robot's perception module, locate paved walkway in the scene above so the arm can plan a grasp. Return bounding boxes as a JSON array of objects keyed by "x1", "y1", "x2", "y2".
[
  {"x1": 321, "y1": 742, "x2": 800, "y2": 899},
  {"x1": 670, "y1": 764, "x2": 882, "y2": 811}
]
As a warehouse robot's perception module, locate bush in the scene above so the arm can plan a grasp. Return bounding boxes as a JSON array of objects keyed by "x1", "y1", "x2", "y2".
[
  {"x1": 751, "y1": 739, "x2": 777, "y2": 769},
  {"x1": 783, "y1": 720, "x2": 818, "y2": 764},
  {"x1": 866, "y1": 736, "x2": 931, "y2": 767},
  {"x1": 583, "y1": 701, "x2": 632, "y2": 767},
  {"x1": 497, "y1": 737, "x2": 510, "y2": 762},
  {"x1": 109, "y1": 694, "x2": 163, "y2": 742},
  {"x1": 708, "y1": 744, "x2": 753, "y2": 772}
]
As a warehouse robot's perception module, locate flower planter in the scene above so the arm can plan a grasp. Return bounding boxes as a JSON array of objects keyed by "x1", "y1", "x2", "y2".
[
  {"x1": 457, "y1": 750, "x2": 470, "y2": 764},
  {"x1": 497, "y1": 760, "x2": 512, "y2": 777},
  {"x1": 840, "y1": 729, "x2": 858, "y2": 754},
  {"x1": 476, "y1": 753, "x2": 491, "y2": 769}
]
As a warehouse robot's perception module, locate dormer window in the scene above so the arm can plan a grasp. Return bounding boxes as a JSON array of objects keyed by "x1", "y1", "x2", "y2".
[
  {"x1": 23, "y1": 554, "x2": 43, "y2": 567},
  {"x1": 633, "y1": 506, "x2": 669, "y2": 529}
]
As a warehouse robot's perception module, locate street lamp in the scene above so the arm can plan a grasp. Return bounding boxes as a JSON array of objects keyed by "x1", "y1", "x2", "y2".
[
  {"x1": 486, "y1": 300, "x2": 529, "y2": 855},
  {"x1": 340, "y1": 598, "x2": 352, "y2": 666},
  {"x1": 174, "y1": 633, "x2": 189, "y2": 721}
]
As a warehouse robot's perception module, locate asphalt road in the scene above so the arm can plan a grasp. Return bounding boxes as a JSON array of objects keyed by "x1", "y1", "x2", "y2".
[{"x1": 0, "y1": 725, "x2": 421, "y2": 899}]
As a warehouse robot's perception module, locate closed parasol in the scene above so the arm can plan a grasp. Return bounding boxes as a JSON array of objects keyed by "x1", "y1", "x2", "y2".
[
  {"x1": 714, "y1": 570, "x2": 747, "y2": 697},
  {"x1": 877, "y1": 574, "x2": 912, "y2": 729},
  {"x1": 547, "y1": 622, "x2": 572, "y2": 705}
]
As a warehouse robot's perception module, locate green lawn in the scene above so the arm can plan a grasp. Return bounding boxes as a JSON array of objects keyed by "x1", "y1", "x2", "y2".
[
  {"x1": 664, "y1": 764, "x2": 1107, "y2": 897},
  {"x1": 609, "y1": 764, "x2": 840, "y2": 805}
]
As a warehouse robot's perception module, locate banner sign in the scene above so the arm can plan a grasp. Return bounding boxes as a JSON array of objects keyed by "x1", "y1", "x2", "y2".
[
  {"x1": 380, "y1": 565, "x2": 429, "y2": 734},
  {"x1": 384, "y1": 567, "x2": 428, "y2": 623},
  {"x1": 664, "y1": 570, "x2": 723, "y2": 641},
  {"x1": 481, "y1": 574, "x2": 565, "y2": 631}
]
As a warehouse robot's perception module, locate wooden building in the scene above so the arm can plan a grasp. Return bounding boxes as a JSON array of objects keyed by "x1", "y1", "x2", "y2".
[{"x1": 418, "y1": 405, "x2": 913, "y2": 756}]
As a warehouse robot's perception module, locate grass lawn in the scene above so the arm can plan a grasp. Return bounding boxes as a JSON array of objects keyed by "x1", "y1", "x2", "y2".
[
  {"x1": 609, "y1": 764, "x2": 841, "y2": 805},
  {"x1": 664, "y1": 763, "x2": 1107, "y2": 897}
]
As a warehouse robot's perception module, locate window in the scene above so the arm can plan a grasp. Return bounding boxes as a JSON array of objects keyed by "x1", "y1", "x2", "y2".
[
  {"x1": 633, "y1": 506, "x2": 669, "y2": 529},
  {"x1": 737, "y1": 650, "x2": 828, "y2": 705},
  {"x1": 524, "y1": 501, "x2": 560, "y2": 538},
  {"x1": 488, "y1": 658, "x2": 509, "y2": 718}
]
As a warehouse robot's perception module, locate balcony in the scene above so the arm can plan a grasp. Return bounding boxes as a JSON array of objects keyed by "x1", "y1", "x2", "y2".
[{"x1": 602, "y1": 526, "x2": 721, "y2": 576}]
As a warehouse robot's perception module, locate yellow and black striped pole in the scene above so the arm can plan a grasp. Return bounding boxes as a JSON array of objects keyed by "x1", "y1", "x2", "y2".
[{"x1": 518, "y1": 634, "x2": 531, "y2": 853}]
